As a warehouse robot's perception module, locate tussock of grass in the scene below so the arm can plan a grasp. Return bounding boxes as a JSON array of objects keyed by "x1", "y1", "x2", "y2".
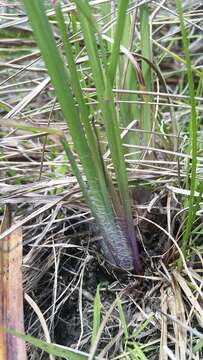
[{"x1": 0, "y1": 1, "x2": 202, "y2": 359}]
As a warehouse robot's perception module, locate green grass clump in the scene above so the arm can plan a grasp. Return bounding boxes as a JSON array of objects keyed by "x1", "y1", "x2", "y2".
[{"x1": 22, "y1": 0, "x2": 143, "y2": 273}]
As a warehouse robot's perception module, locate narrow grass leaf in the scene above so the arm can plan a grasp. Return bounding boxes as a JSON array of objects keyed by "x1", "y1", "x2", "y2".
[
  {"x1": 108, "y1": 0, "x2": 130, "y2": 85},
  {"x1": 140, "y1": 4, "x2": 152, "y2": 143},
  {"x1": 116, "y1": 294, "x2": 128, "y2": 339},
  {"x1": 54, "y1": 3, "x2": 100, "y2": 165},
  {"x1": 176, "y1": 0, "x2": 198, "y2": 266},
  {"x1": 0, "y1": 119, "x2": 63, "y2": 136},
  {"x1": 22, "y1": 0, "x2": 96, "y2": 176},
  {"x1": 60, "y1": 137, "x2": 90, "y2": 206},
  {"x1": 128, "y1": 342, "x2": 148, "y2": 360},
  {"x1": 132, "y1": 316, "x2": 153, "y2": 338},
  {"x1": 71, "y1": 0, "x2": 99, "y2": 34},
  {"x1": 0, "y1": 328, "x2": 90, "y2": 360},
  {"x1": 91, "y1": 285, "x2": 101, "y2": 346},
  {"x1": 192, "y1": 339, "x2": 203, "y2": 354}
]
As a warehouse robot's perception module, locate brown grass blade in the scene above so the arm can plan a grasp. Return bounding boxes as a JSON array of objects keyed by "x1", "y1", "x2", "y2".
[
  {"x1": 0, "y1": 205, "x2": 27, "y2": 360},
  {"x1": 173, "y1": 270, "x2": 203, "y2": 328},
  {"x1": 160, "y1": 286, "x2": 168, "y2": 360},
  {"x1": 170, "y1": 277, "x2": 187, "y2": 360}
]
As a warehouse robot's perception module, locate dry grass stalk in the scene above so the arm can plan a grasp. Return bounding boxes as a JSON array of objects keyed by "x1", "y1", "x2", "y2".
[{"x1": 0, "y1": 206, "x2": 27, "y2": 360}]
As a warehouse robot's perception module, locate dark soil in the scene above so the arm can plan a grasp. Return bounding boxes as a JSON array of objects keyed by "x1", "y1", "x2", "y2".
[{"x1": 23, "y1": 189, "x2": 179, "y2": 359}]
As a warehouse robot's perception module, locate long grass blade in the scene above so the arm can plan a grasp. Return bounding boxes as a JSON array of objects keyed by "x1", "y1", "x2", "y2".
[
  {"x1": 140, "y1": 4, "x2": 153, "y2": 144},
  {"x1": 116, "y1": 294, "x2": 128, "y2": 339},
  {"x1": 108, "y1": 0, "x2": 130, "y2": 85},
  {"x1": 176, "y1": 0, "x2": 198, "y2": 267},
  {"x1": 54, "y1": 3, "x2": 98, "y2": 159},
  {"x1": 1, "y1": 328, "x2": 92, "y2": 360}
]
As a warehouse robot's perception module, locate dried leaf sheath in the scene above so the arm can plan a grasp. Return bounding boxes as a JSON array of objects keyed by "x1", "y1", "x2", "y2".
[{"x1": 0, "y1": 205, "x2": 27, "y2": 360}]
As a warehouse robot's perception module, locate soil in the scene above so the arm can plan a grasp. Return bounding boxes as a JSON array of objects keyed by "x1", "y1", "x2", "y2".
[{"x1": 22, "y1": 189, "x2": 179, "y2": 359}]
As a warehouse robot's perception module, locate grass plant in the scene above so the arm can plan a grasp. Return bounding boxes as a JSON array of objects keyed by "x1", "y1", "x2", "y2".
[
  {"x1": 22, "y1": 0, "x2": 142, "y2": 273},
  {"x1": 0, "y1": 0, "x2": 202, "y2": 359}
]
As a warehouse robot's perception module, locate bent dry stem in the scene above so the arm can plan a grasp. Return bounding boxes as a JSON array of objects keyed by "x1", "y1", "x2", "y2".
[{"x1": 23, "y1": 0, "x2": 142, "y2": 274}]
